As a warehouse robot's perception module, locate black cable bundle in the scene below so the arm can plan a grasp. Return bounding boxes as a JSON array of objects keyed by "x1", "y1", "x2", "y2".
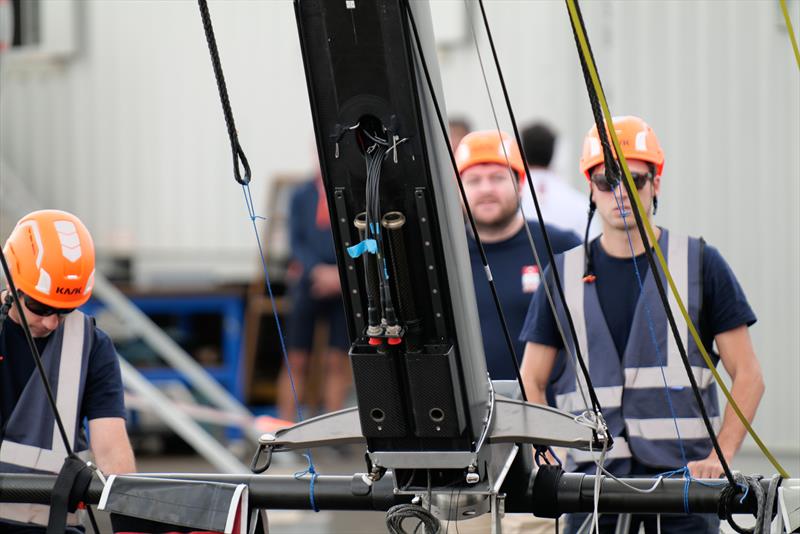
[
  {"x1": 385, "y1": 503, "x2": 440, "y2": 534},
  {"x1": 361, "y1": 129, "x2": 401, "y2": 328}
]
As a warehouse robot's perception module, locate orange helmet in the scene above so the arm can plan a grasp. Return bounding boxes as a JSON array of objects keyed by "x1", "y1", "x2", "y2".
[
  {"x1": 455, "y1": 130, "x2": 526, "y2": 181},
  {"x1": 3, "y1": 210, "x2": 95, "y2": 309},
  {"x1": 579, "y1": 116, "x2": 665, "y2": 179}
]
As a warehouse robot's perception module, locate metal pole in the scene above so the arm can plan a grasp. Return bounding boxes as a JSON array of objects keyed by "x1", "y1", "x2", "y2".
[
  {"x1": 1, "y1": 471, "x2": 789, "y2": 515},
  {"x1": 93, "y1": 275, "x2": 260, "y2": 442},
  {"x1": 119, "y1": 359, "x2": 250, "y2": 474}
]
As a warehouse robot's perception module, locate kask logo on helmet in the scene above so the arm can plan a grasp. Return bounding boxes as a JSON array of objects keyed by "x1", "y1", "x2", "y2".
[{"x1": 55, "y1": 287, "x2": 81, "y2": 296}]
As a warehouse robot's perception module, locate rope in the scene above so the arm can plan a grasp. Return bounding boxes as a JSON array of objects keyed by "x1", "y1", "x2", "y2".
[
  {"x1": 780, "y1": 0, "x2": 800, "y2": 70},
  {"x1": 0, "y1": 250, "x2": 102, "y2": 534},
  {"x1": 197, "y1": 0, "x2": 251, "y2": 185},
  {"x1": 195, "y1": 0, "x2": 318, "y2": 502},
  {"x1": 0, "y1": 250, "x2": 76, "y2": 457},
  {"x1": 242, "y1": 184, "x2": 318, "y2": 488},
  {"x1": 473, "y1": 0, "x2": 607, "y2": 419},
  {"x1": 402, "y1": 0, "x2": 528, "y2": 402},
  {"x1": 609, "y1": 186, "x2": 688, "y2": 468},
  {"x1": 293, "y1": 453, "x2": 320, "y2": 512},
  {"x1": 564, "y1": 0, "x2": 789, "y2": 480}
]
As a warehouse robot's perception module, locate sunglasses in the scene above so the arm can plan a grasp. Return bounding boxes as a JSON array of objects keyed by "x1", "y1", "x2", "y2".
[
  {"x1": 591, "y1": 171, "x2": 653, "y2": 192},
  {"x1": 20, "y1": 293, "x2": 76, "y2": 317}
]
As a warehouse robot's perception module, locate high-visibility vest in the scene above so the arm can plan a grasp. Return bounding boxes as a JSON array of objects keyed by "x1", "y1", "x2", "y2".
[
  {"x1": 0, "y1": 311, "x2": 93, "y2": 526},
  {"x1": 549, "y1": 229, "x2": 720, "y2": 475}
]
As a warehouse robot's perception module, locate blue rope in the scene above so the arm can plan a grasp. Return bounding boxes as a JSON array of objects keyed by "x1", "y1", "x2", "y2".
[
  {"x1": 611, "y1": 186, "x2": 689, "y2": 467},
  {"x1": 653, "y1": 466, "x2": 742, "y2": 514},
  {"x1": 294, "y1": 454, "x2": 320, "y2": 512},
  {"x1": 241, "y1": 183, "x2": 318, "y2": 499}
]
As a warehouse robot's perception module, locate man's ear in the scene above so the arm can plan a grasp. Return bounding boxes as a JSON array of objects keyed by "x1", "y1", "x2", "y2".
[{"x1": 652, "y1": 174, "x2": 662, "y2": 197}]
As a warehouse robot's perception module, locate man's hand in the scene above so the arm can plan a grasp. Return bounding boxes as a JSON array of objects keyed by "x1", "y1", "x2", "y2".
[
  {"x1": 687, "y1": 451, "x2": 726, "y2": 479},
  {"x1": 310, "y1": 264, "x2": 342, "y2": 298}
]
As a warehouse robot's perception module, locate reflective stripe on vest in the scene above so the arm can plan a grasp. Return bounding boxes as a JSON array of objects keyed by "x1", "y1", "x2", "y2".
[
  {"x1": 551, "y1": 230, "x2": 720, "y2": 473},
  {"x1": 0, "y1": 311, "x2": 92, "y2": 526}
]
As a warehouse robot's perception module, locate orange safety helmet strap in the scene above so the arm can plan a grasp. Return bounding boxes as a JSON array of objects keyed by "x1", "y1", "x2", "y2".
[
  {"x1": 579, "y1": 115, "x2": 665, "y2": 179},
  {"x1": 454, "y1": 130, "x2": 526, "y2": 181},
  {"x1": 3, "y1": 210, "x2": 96, "y2": 309}
]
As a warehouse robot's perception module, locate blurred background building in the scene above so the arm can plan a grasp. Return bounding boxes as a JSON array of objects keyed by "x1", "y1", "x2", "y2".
[{"x1": 0, "y1": 2, "x2": 798, "y2": 530}]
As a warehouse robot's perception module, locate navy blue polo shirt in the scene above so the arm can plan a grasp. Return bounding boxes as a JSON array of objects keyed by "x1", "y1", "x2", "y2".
[
  {"x1": 520, "y1": 236, "x2": 757, "y2": 356},
  {"x1": 0, "y1": 317, "x2": 126, "y2": 427},
  {"x1": 468, "y1": 221, "x2": 581, "y2": 379}
]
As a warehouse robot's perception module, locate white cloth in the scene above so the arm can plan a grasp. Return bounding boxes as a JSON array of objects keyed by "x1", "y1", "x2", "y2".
[{"x1": 519, "y1": 168, "x2": 600, "y2": 239}]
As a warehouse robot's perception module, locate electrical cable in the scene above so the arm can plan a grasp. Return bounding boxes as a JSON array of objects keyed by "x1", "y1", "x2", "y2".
[{"x1": 386, "y1": 503, "x2": 441, "y2": 534}]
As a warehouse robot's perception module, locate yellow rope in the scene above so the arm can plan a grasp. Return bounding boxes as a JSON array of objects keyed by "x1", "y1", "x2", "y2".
[
  {"x1": 780, "y1": 0, "x2": 800, "y2": 71},
  {"x1": 565, "y1": 0, "x2": 790, "y2": 479}
]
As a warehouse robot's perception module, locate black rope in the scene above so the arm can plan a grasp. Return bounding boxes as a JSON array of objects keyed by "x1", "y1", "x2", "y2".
[
  {"x1": 197, "y1": 0, "x2": 251, "y2": 185},
  {"x1": 401, "y1": 0, "x2": 527, "y2": 401},
  {"x1": 0, "y1": 250, "x2": 75, "y2": 455},
  {"x1": 565, "y1": 0, "x2": 735, "y2": 486},
  {"x1": 475, "y1": 0, "x2": 605, "y2": 417},
  {"x1": 0, "y1": 249, "x2": 100, "y2": 533}
]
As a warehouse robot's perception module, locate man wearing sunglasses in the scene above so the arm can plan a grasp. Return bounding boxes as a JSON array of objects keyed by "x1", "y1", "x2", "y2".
[
  {"x1": 519, "y1": 116, "x2": 763, "y2": 533},
  {"x1": 1, "y1": 209, "x2": 135, "y2": 532}
]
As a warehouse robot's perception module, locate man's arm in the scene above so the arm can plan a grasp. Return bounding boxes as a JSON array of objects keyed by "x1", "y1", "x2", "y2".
[
  {"x1": 520, "y1": 341, "x2": 559, "y2": 405},
  {"x1": 687, "y1": 325, "x2": 764, "y2": 478},
  {"x1": 88, "y1": 417, "x2": 136, "y2": 474}
]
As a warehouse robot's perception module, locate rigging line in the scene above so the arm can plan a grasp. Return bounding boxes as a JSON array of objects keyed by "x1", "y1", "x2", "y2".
[
  {"x1": 242, "y1": 185, "x2": 306, "y2": 423},
  {"x1": 464, "y1": 0, "x2": 590, "y2": 414},
  {"x1": 402, "y1": 0, "x2": 526, "y2": 402},
  {"x1": 197, "y1": 0, "x2": 251, "y2": 186},
  {"x1": 0, "y1": 249, "x2": 103, "y2": 533},
  {"x1": 565, "y1": 0, "x2": 735, "y2": 486},
  {"x1": 0, "y1": 248, "x2": 75, "y2": 455},
  {"x1": 463, "y1": 6, "x2": 533, "y2": 408},
  {"x1": 565, "y1": 0, "x2": 789, "y2": 480},
  {"x1": 610, "y1": 186, "x2": 689, "y2": 468},
  {"x1": 475, "y1": 0, "x2": 605, "y2": 418},
  {"x1": 780, "y1": 0, "x2": 800, "y2": 70},
  {"x1": 198, "y1": 1, "x2": 317, "y2": 479}
]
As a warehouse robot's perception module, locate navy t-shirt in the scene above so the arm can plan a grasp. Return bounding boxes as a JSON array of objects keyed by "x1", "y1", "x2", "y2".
[
  {"x1": 0, "y1": 317, "x2": 127, "y2": 428},
  {"x1": 468, "y1": 221, "x2": 581, "y2": 379},
  {"x1": 520, "y1": 236, "x2": 757, "y2": 356},
  {"x1": 289, "y1": 179, "x2": 338, "y2": 282}
]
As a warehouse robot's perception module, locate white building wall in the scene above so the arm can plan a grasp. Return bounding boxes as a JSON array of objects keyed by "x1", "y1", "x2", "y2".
[{"x1": 1, "y1": 1, "x2": 797, "y2": 455}]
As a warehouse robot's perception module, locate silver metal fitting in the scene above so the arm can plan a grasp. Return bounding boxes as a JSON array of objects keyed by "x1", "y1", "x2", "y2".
[
  {"x1": 385, "y1": 324, "x2": 402, "y2": 337},
  {"x1": 466, "y1": 464, "x2": 480, "y2": 484}
]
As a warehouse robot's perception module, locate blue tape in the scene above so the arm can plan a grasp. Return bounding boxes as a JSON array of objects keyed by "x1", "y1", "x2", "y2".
[{"x1": 347, "y1": 239, "x2": 378, "y2": 258}]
